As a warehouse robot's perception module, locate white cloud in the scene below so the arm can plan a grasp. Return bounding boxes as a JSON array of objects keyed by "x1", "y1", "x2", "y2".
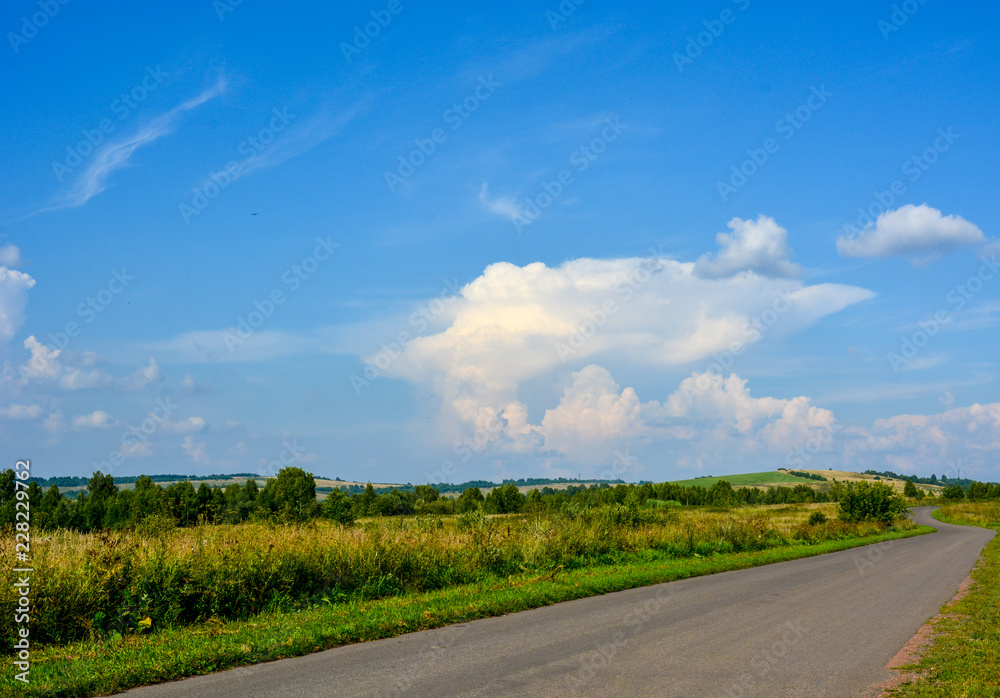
[
  {"x1": 229, "y1": 100, "x2": 370, "y2": 181},
  {"x1": 72, "y1": 410, "x2": 114, "y2": 429},
  {"x1": 478, "y1": 182, "x2": 528, "y2": 223},
  {"x1": 0, "y1": 403, "x2": 42, "y2": 420},
  {"x1": 182, "y1": 435, "x2": 209, "y2": 463},
  {"x1": 377, "y1": 253, "x2": 871, "y2": 451},
  {"x1": 0, "y1": 267, "x2": 35, "y2": 342},
  {"x1": 121, "y1": 439, "x2": 153, "y2": 458},
  {"x1": 836, "y1": 204, "x2": 985, "y2": 264},
  {"x1": 19, "y1": 338, "x2": 163, "y2": 391},
  {"x1": 695, "y1": 215, "x2": 802, "y2": 279},
  {"x1": 163, "y1": 416, "x2": 206, "y2": 434},
  {"x1": 538, "y1": 366, "x2": 646, "y2": 461},
  {"x1": 21, "y1": 336, "x2": 62, "y2": 379},
  {"x1": 43, "y1": 410, "x2": 65, "y2": 433},
  {"x1": 43, "y1": 80, "x2": 226, "y2": 212},
  {"x1": 0, "y1": 245, "x2": 24, "y2": 268},
  {"x1": 118, "y1": 357, "x2": 162, "y2": 391},
  {"x1": 847, "y1": 402, "x2": 1000, "y2": 476},
  {"x1": 143, "y1": 329, "x2": 321, "y2": 364}
]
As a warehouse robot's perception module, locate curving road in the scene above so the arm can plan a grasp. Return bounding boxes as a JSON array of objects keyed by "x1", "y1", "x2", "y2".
[{"x1": 119, "y1": 507, "x2": 994, "y2": 697}]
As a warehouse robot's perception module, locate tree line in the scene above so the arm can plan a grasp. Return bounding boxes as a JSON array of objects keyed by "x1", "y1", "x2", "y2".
[
  {"x1": 865, "y1": 469, "x2": 982, "y2": 490},
  {"x1": 3, "y1": 467, "x2": 998, "y2": 533}
]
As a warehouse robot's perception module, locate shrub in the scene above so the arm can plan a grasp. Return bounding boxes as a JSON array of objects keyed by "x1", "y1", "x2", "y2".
[
  {"x1": 942, "y1": 485, "x2": 966, "y2": 500},
  {"x1": 456, "y1": 508, "x2": 488, "y2": 531},
  {"x1": 837, "y1": 481, "x2": 908, "y2": 524},
  {"x1": 808, "y1": 511, "x2": 828, "y2": 526},
  {"x1": 903, "y1": 480, "x2": 922, "y2": 499}
]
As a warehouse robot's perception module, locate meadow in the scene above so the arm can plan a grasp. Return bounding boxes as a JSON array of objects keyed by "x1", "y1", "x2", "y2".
[
  {"x1": 0, "y1": 500, "x2": 925, "y2": 696},
  {"x1": 668, "y1": 470, "x2": 820, "y2": 488}
]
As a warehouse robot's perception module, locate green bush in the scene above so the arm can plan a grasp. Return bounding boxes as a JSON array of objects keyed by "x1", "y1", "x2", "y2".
[
  {"x1": 941, "y1": 485, "x2": 965, "y2": 500},
  {"x1": 837, "y1": 481, "x2": 908, "y2": 524},
  {"x1": 456, "y1": 508, "x2": 488, "y2": 531},
  {"x1": 808, "y1": 511, "x2": 828, "y2": 526}
]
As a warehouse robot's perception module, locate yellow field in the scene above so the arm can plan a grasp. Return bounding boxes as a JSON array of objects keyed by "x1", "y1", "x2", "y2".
[{"x1": 802, "y1": 469, "x2": 945, "y2": 495}]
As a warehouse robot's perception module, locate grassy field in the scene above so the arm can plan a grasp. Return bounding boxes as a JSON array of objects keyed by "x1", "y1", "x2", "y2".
[
  {"x1": 0, "y1": 502, "x2": 927, "y2": 697},
  {"x1": 887, "y1": 501, "x2": 1000, "y2": 696},
  {"x1": 667, "y1": 468, "x2": 948, "y2": 496},
  {"x1": 669, "y1": 470, "x2": 818, "y2": 488},
  {"x1": 803, "y1": 469, "x2": 946, "y2": 496}
]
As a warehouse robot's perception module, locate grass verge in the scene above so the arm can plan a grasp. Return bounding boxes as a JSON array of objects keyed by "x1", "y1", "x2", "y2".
[
  {"x1": 887, "y1": 503, "x2": 1000, "y2": 696},
  {"x1": 4, "y1": 525, "x2": 931, "y2": 697}
]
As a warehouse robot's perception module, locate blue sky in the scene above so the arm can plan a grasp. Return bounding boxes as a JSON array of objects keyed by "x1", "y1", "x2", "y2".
[{"x1": 2, "y1": 0, "x2": 998, "y2": 484}]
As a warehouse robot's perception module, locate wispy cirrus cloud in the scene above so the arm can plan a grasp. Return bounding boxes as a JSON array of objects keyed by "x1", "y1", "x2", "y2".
[
  {"x1": 33, "y1": 79, "x2": 227, "y2": 216},
  {"x1": 231, "y1": 98, "x2": 372, "y2": 182},
  {"x1": 478, "y1": 182, "x2": 527, "y2": 222}
]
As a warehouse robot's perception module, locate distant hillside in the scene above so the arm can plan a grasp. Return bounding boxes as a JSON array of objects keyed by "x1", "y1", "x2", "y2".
[
  {"x1": 669, "y1": 468, "x2": 949, "y2": 495},
  {"x1": 669, "y1": 470, "x2": 821, "y2": 489}
]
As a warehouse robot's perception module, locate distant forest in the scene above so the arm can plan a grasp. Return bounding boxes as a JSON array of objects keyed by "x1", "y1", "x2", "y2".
[{"x1": 863, "y1": 469, "x2": 993, "y2": 489}]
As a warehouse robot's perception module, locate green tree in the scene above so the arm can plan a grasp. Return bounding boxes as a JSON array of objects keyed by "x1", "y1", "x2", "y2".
[
  {"x1": 355, "y1": 483, "x2": 377, "y2": 516},
  {"x1": 320, "y1": 489, "x2": 355, "y2": 525},
  {"x1": 837, "y1": 481, "x2": 908, "y2": 524},
  {"x1": 36, "y1": 484, "x2": 62, "y2": 530},
  {"x1": 903, "y1": 480, "x2": 921, "y2": 499},
  {"x1": 84, "y1": 471, "x2": 117, "y2": 530},
  {"x1": 413, "y1": 484, "x2": 440, "y2": 503},
  {"x1": 708, "y1": 480, "x2": 736, "y2": 506},
  {"x1": 165, "y1": 481, "x2": 199, "y2": 526},
  {"x1": 484, "y1": 484, "x2": 525, "y2": 514},
  {"x1": 132, "y1": 475, "x2": 164, "y2": 523},
  {"x1": 967, "y1": 482, "x2": 989, "y2": 500},
  {"x1": 942, "y1": 484, "x2": 966, "y2": 500},
  {"x1": 265, "y1": 467, "x2": 318, "y2": 521},
  {"x1": 456, "y1": 487, "x2": 485, "y2": 513},
  {"x1": 0, "y1": 469, "x2": 15, "y2": 527}
]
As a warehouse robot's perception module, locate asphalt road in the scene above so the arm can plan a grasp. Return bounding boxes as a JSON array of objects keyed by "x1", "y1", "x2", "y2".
[{"x1": 119, "y1": 507, "x2": 994, "y2": 698}]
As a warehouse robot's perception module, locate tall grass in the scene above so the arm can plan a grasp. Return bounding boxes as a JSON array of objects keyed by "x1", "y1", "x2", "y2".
[{"x1": 0, "y1": 503, "x2": 902, "y2": 649}]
